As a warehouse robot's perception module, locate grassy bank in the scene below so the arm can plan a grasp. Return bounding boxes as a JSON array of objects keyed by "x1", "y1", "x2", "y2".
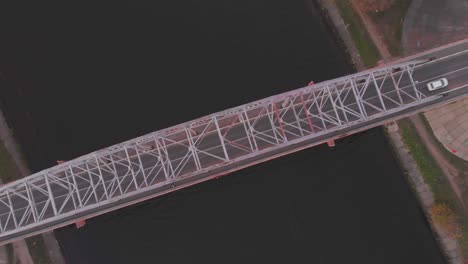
[
  {"x1": 368, "y1": 0, "x2": 412, "y2": 56},
  {"x1": 399, "y1": 119, "x2": 459, "y2": 206},
  {"x1": 0, "y1": 140, "x2": 22, "y2": 183},
  {"x1": 334, "y1": 0, "x2": 381, "y2": 67},
  {"x1": 398, "y1": 119, "x2": 468, "y2": 255},
  {"x1": 5, "y1": 244, "x2": 15, "y2": 264},
  {"x1": 26, "y1": 236, "x2": 51, "y2": 264}
]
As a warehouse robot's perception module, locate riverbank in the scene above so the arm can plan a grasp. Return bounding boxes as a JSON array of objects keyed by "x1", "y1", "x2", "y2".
[
  {"x1": 0, "y1": 108, "x2": 65, "y2": 263},
  {"x1": 316, "y1": 0, "x2": 464, "y2": 263}
]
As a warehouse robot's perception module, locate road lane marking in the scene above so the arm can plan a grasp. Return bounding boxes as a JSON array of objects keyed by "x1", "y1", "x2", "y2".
[
  {"x1": 441, "y1": 83, "x2": 468, "y2": 94},
  {"x1": 415, "y1": 48, "x2": 468, "y2": 69},
  {"x1": 415, "y1": 66, "x2": 468, "y2": 84}
]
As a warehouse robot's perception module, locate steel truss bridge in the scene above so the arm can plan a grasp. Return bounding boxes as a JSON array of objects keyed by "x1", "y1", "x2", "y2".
[{"x1": 0, "y1": 60, "x2": 450, "y2": 243}]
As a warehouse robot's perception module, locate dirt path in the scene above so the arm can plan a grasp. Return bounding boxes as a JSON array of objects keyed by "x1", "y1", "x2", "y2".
[
  {"x1": 350, "y1": 0, "x2": 393, "y2": 61},
  {"x1": 409, "y1": 115, "x2": 466, "y2": 206}
]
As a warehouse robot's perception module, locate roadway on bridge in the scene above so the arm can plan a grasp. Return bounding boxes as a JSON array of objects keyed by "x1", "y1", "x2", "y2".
[{"x1": 0, "y1": 41, "x2": 467, "y2": 245}]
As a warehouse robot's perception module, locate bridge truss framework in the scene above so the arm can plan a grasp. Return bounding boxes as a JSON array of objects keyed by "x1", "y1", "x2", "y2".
[{"x1": 0, "y1": 60, "x2": 430, "y2": 243}]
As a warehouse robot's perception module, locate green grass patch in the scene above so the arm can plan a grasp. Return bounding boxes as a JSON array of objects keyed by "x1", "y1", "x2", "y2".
[
  {"x1": 460, "y1": 215, "x2": 468, "y2": 257},
  {"x1": 368, "y1": 0, "x2": 412, "y2": 56},
  {"x1": 399, "y1": 119, "x2": 459, "y2": 206},
  {"x1": 398, "y1": 118, "x2": 468, "y2": 255},
  {"x1": 334, "y1": 0, "x2": 381, "y2": 67},
  {"x1": 5, "y1": 243, "x2": 18, "y2": 264},
  {"x1": 0, "y1": 140, "x2": 23, "y2": 183},
  {"x1": 26, "y1": 235, "x2": 51, "y2": 264}
]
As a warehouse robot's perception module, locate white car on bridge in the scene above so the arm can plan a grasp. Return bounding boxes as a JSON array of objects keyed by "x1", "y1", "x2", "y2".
[{"x1": 427, "y1": 78, "x2": 448, "y2": 91}]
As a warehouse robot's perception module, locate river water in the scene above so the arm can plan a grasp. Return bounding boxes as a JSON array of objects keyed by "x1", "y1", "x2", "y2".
[{"x1": 0, "y1": 0, "x2": 446, "y2": 263}]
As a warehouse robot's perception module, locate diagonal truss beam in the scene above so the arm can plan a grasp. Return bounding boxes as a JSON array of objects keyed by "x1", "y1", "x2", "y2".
[{"x1": 0, "y1": 60, "x2": 435, "y2": 243}]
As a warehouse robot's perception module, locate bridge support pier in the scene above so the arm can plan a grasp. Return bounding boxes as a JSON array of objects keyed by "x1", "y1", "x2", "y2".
[
  {"x1": 75, "y1": 220, "x2": 86, "y2": 229},
  {"x1": 327, "y1": 140, "x2": 335, "y2": 147},
  {"x1": 386, "y1": 121, "x2": 399, "y2": 133}
]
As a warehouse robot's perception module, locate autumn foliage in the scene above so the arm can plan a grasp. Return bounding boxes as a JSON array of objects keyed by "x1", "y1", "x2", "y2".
[
  {"x1": 355, "y1": 0, "x2": 396, "y2": 12},
  {"x1": 431, "y1": 203, "x2": 462, "y2": 239}
]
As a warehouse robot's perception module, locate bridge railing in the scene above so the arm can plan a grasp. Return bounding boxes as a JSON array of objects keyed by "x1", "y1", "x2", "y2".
[{"x1": 0, "y1": 60, "x2": 429, "y2": 242}]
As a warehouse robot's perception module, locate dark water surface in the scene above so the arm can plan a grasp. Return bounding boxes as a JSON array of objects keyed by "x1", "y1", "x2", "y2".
[{"x1": 0, "y1": 0, "x2": 446, "y2": 263}]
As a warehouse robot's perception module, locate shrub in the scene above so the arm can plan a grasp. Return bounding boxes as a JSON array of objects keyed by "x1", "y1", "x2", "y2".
[{"x1": 431, "y1": 203, "x2": 462, "y2": 239}]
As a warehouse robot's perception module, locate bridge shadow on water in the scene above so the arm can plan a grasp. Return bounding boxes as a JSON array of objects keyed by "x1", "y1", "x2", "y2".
[
  {"x1": 55, "y1": 129, "x2": 445, "y2": 264},
  {"x1": 0, "y1": 0, "x2": 446, "y2": 263}
]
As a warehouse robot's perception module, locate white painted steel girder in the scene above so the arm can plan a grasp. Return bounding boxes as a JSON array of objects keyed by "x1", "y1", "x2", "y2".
[{"x1": 0, "y1": 60, "x2": 429, "y2": 241}]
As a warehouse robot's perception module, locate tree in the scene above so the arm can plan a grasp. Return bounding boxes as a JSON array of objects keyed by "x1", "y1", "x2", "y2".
[{"x1": 431, "y1": 203, "x2": 462, "y2": 239}]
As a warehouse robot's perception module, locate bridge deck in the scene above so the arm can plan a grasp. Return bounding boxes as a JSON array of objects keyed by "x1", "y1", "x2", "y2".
[{"x1": 2, "y1": 42, "x2": 468, "y2": 244}]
